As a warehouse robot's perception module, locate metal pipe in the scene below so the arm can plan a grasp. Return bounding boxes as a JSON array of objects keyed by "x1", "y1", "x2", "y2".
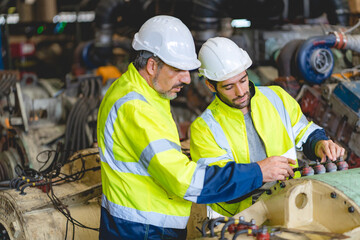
[
  {"x1": 344, "y1": 34, "x2": 360, "y2": 53},
  {"x1": 94, "y1": 0, "x2": 127, "y2": 65},
  {"x1": 296, "y1": 35, "x2": 336, "y2": 84},
  {"x1": 191, "y1": 0, "x2": 225, "y2": 47}
]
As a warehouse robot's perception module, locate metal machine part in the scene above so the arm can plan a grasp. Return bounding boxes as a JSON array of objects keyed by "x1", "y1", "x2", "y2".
[
  {"x1": 331, "y1": 81, "x2": 360, "y2": 157},
  {"x1": 0, "y1": 148, "x2": 101, "y2": 240},
  {"x1": 270, "y1": 23, "x2": 360, "y2": 92},
  {"x1": 79, "y1": 0, "x2": 148, "y2": 69},
  {"x1": 198, "y1": 168, "x2": 360, "y2": 239},
  {"x1": 310, "y1": 48, "x2": 333, "y2": 74},
  {"x1": 191, "y1": 0, "x2": 350, "y2": 47},
  {"x1": 299, "y1": 81, "x2": 360, "y2": 167},
  {"x1": 0, "y1": 71, "x2": 55, "y2": 181},
  {"x1": 0, "y1": 148, "x2": 22, "y2": 181},
  {"x1": 0, "y1": 72, "x2": 102, "y2": 181},
  {"x1": 86, "y1": 0, "x2": 350, "y2": 69},
  {"x1": 275, "y1": 32, "x2": 360, "y2": 85}
]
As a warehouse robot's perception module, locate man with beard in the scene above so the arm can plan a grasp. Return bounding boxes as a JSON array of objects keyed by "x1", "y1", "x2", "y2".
[
  {"x1": 98, "y1": 16, "x2": 295, "y2": 239},
  {"x1": 190, "y1": 37, "x2": 345, "y2": 217}
]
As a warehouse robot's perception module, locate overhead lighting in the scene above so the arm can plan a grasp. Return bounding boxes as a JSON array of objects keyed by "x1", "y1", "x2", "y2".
[
  {"x1": 53, "y1": 11, "x2": 95, "y2": 23},
  {"x1": 0, "y1": 14, "x2": 19, "y2": 24},
  {"x1": 231, "y1": 19, "x2": 251, "y2": 28},
  {"x1": 0, "y1": 11, "x2": 95, "y2": 25}
]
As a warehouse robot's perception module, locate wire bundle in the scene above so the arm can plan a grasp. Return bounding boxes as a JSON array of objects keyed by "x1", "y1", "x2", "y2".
[
  {"x1": 62, "y1": 75, "x2": 102, "y2": 163},
  {"x1": 0, "y1": 149, "x2": 101, "y2": 239}
]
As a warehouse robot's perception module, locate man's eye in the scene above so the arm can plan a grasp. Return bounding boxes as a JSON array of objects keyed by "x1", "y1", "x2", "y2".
[{"x1": 225, "y1": 86, "x2": 233, "y2": 90}]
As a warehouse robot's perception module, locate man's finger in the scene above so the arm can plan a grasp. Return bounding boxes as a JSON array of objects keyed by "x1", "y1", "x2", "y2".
[
  {"x1": 323, "y1": 147, "x2": 333, "y2": 161},
  {"x1": 340, "y1": 147, "x2": 345, "y2": 157},
  {"x1": 329, "y1": 144, "x2": 337, "y2": 161},
  {"x1": 286, "y1": 166, "x2": 294, "y2": 177},
  {"x1": 336, "y1": 147, "x2": 342, "y2": 159},
  {"x1": 277, "y1": 175, "x2": 286, "y2": 181},
  {"x1": 278, "y1": 164, "x2": 293, "y2": 177},
  {"x1": 286, "y1": 158, "x2": 296, "y2": 165}
]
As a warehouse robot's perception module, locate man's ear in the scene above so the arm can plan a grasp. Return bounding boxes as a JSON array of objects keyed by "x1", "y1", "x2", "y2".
[
  {"x1": 205, "y1": 80, "x2": 216, "y2": 93},
  {"x1": 146, "y1": 58, "x2": 157, "y2": 76}
]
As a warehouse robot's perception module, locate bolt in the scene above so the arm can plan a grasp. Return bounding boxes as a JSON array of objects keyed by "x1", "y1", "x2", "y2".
[
  {"x1": 280, "y1": 182, "x2": 286, "y2": 188},
  {"x1": 266, "y1": 189, "x2": 272, "y2": 195},
  {"x1": 330, "y1": 192, "x2": 337, "y2": 198},
  {"x1": 348, "y1": 206, "x2": 355, "y2": 213}
]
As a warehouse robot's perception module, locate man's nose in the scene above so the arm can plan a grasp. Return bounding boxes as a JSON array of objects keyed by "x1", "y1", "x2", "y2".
[
  {"x1": 235, "y1": 83, "x2": 245, "y2": 96},
  {"x1": 180, "y1": 71, "x2": 191, "y2": 85}
]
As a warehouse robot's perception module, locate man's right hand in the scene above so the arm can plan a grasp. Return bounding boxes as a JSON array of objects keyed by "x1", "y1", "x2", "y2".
[{"x1": 256, "y1": 156, "x2": 296, "y2": 182}]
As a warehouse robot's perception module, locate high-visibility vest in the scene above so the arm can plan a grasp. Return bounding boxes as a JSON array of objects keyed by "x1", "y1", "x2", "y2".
[
  {"x1": 190, "y1": 83, "x2": 321, "y2": 216},
  {"x1": 97, "y1": 63, "x2": 201, "y2": 229}
]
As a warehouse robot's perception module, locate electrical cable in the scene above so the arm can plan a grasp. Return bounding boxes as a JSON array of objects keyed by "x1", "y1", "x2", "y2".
[
  {"x1": 209, "y1": 217, "x2": 226, "y2": 237},
  {"x1": 44, "y1": 154, "x2": 100, "y2": 239},
  {"x1": 220, "y1": 218, "x2": 235, "y2": 240},
  {"x1": 201, "y1": 218, "x2": 211, "y2": 237},
  {"x1": 63, "y1": 80, "x2": 89, "y2": 161},
  {"x1": 232, "y1": 229, "x2": 250, "y2": 240},
  {"x1": 13, "y1": 139, "x2": 101, "y2": 239},
  {"x1": 0, "y1": 180, "x2": 10, "y2": 186},
  {"x1": 344, "y1": 19, "x2": 360, "y2": 34}
]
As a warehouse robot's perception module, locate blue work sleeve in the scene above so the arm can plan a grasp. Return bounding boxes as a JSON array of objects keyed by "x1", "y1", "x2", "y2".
[
  {"x1": 196, "y1": 161, "x2": 263, "y2": 204},
  {"x1": 303, "y1": 128, "x2": 329, "y2": 160}
]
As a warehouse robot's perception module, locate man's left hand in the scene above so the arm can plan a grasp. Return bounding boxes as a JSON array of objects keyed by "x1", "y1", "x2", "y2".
[{"x1": 315, "y1": 140, "x2": 345, "y2": 163}]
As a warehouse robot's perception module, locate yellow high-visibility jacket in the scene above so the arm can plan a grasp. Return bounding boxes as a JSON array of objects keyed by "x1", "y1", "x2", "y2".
[
  {"x1": 97, "y1": 63, "x2": 197, "y2": 229},
  {"x1": 97, "y1": 64, "x2": 265, "y2": 230},
  {"x1": 190, "y1": 83, "x2": 321, "y2": 216}
]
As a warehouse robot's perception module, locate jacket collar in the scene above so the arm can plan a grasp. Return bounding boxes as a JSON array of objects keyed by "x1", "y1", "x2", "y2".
[
  {"x1": 211, "y1": 80, "x2": 258, "y2": 118},
  {"x1": 126, "y1": 63, "x2": 171, "y2": 112}
]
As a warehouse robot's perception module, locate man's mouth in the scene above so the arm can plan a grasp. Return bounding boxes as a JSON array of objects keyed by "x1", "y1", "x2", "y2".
[
  {"x1": 172, "y1": 84, "x2": 184, "y2": 92},
  {"x1": 233, "y1": 94, "x2": 248, "y2": 103}
]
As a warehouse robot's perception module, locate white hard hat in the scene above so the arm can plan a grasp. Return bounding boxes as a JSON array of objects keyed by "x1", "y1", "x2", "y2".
[
  {"x1": 132, "y1": 15, "x2": 201, "y2": 71},
  {"x1": 198, "y1": 37, "x2": 252, "y2": 81}
]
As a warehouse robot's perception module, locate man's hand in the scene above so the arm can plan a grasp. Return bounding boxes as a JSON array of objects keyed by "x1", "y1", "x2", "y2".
[
  {"x1": 257, "y1": 156, "x2": 296, "y2": 182},
  {"x1": 315, "y1": 140, "x2": 345, "y2": 163}
]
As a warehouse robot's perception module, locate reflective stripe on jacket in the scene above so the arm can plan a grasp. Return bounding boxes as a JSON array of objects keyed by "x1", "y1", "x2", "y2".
[
  {"x1": 97, "y1": 63, "x2": 204, "y2": 229},
  {"x1": 190, "y1": 83, "x2": 321, "y2": 216}
]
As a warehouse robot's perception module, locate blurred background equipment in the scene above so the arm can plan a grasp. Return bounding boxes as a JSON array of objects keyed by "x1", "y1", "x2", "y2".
[
  {"x1": 0, "y1": 0, "x2": 359, "y2": 239},
  {"x1": 0, "y1": 148, "x2": 101, "y2": 240}
]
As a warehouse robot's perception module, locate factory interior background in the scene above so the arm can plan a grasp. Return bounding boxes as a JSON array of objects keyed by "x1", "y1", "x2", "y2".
[{"x1": 0, "y1": 0, "x2": 360, "y2": 239}]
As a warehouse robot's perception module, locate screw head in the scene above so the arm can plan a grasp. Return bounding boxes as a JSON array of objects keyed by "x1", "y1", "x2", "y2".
[
  {"x1": 330, "y1": 192, "x2": 337, "y2": 198},
  {"x1": 348, "y1": 206, "x2": 355, "y2": 213}
]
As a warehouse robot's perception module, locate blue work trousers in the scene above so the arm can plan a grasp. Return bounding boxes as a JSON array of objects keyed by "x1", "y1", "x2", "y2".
[{"x1": 99, "y1": 207, "x2": 187, "y2": 240}]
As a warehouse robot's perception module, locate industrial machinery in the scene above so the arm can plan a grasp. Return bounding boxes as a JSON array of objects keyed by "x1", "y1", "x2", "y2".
[
  {"x1": 0, "y1": 148, "x2": 101, "y2": 240},
  {"x1": 0, "y1": 1, "x2": 359, "y2": 239},
  {"x1": 299, "y1": 81, "x2": 360, "y2": 168},
  {"x1": 0, "y1": 70, "x2": 103, "y2": 181},
  {"x1": 198, "y1": 168, "x2": 360, "y2": 239},
  {"x1": 272, "y1": 26, "x2": 360, "y2": 167}
]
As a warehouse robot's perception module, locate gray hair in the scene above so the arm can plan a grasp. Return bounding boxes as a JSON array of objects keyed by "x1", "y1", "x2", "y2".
[{"x1": 133, "y1": 50, "x2": 164, "y2": 70}]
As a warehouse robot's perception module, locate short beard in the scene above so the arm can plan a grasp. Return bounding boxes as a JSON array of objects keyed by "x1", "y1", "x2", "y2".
[
  {"x1": 152, "y1": 71, "x2": 177, "y2": 100},
  {"x1": 218, "y1": 92, "x2": 250, "y2": 109},
  {"x1": 232, "y1": 93, "x2": 250, "y2": 109}
]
